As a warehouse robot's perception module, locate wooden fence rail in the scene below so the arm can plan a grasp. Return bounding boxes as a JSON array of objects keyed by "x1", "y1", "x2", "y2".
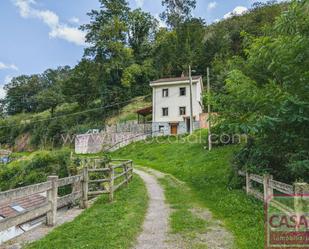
[
  {"x1": 0, "y1": 158, "x2": 133, "y2": 233},
  {"x1": 238, "y1": 170, "x2": 308, "y2": 215}
]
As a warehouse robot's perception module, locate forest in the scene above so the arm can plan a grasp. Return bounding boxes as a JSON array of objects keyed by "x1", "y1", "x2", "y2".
[{"x1": 0, "y1": 0, "x2": 308, "y2": 182}]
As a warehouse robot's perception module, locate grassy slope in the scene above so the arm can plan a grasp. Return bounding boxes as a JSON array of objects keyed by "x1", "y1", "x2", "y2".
[
  {"x1": 106, "y1": 96, "x2": 151, "y2": 125},
  {"x1": 112, "y1": 134, "x2": 264, "y2": 249},
  {"x1": 26, "y1": 175, "x2": 148, "y2": 249}
]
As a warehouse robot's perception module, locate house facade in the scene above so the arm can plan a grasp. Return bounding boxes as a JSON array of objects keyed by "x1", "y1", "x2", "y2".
[{"x1": 150, "y1": 76, "x2": 204, "y2": 135}]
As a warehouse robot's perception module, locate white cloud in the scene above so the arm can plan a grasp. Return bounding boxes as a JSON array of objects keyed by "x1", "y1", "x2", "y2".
[
  {"x1": 49, "y1": 25, "x2": 85, "y2": 45},
  {"x1": 0, "y1": 86, "x2": 6, "y2": 99},
  {"x1": 0, "y1": 76, "x2": 12, "y2": 98},
  {"x1": 223, "y1": 6, "x2": 248, "y2": 19},
  {"x1": 69, "y1": 17, "x2": 80, "y2": 24},
  {"x1": 0, "y1": 62, "x2": 18, "y2": 71},
  {"x1": 13, "y1": 0, "x2": 86, "y2": 46},
  {"x1": 135, "y1": 0, "x2": 144, "y2": 8},
  {"x1": 207, "y1": 1, "x2": 217, "y2": 11}
]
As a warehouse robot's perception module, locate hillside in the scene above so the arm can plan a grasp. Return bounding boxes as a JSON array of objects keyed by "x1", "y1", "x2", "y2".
[
  {"x1": 105, "y1": 96, "x2": 151, "y2": 125},
  {"x1": 0, "y1": 96, "x2": 150, "y2": 151},
  {"x1": 0, "y1": 1, "x2": 288, "y2": 150}
]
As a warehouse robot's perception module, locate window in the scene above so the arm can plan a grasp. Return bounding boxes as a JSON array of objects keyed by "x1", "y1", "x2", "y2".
[
  {"x1": 159, "y1": 126, "x2": 165, "y2": 132},
  {"x1": 162, "y1": 108, "x2": 169, "y2": 116},
  {"x1": 179, "y1": 107, "x2": 186, "y2": 115},
  {"x1": 180, "y1": 87, "x2": 186, "y2": 96},
  {"x1": 162, "y1": 88, "x2": 169, "y2": 97}
]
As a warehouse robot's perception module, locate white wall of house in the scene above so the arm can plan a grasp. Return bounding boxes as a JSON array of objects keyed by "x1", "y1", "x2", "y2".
[{"x1": 151, "y1": 78, "x2": 203, "y2": 123}]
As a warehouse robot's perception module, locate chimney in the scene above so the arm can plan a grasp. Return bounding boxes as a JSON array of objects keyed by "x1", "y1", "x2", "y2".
[{"x1": 181, "y1": 72, "x2": 185, "y2": 78}]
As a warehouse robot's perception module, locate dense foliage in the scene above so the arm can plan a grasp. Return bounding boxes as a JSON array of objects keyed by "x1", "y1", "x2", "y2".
[
  {"x1": 215, "y1": 0, "x2": 309, "y2": 182},
  {"x1": 0, "y1": 149, "x2": 73, "y2": 191}
]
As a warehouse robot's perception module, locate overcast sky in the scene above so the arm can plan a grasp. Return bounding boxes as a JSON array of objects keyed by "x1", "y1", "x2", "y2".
[{"x1": 0, "y1": 0, "x2": 280, "y2": 98}]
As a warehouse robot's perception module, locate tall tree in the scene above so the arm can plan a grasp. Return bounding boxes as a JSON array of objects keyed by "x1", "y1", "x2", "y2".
[
  {"x1": 62, "y1": 60, "x2": 100, "y2": 107},
  {"x1": 127, "y1": 9, "x2": 158, "y2": 62},
  {"x1": 153, "y1": 18, "x2": 205, "y2": 77},
  {"x1": 160, "y1": 0, "x2": 196, "y2": 28},
  {"x1": 81, "y1": 0, "x2": 132, "y2": 85}
]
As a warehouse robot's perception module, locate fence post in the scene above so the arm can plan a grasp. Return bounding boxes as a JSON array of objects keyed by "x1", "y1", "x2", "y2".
[
  {"x1": 263, "y1": 174, "x2": 271, "y2": 203},
  {"x1": 46, "y1": 176, "x2": 58, "y2": 226},
  {"x1": 130, "y1": 160, "x2": 133, "y2": 181},
  {"x1": 109, "y1": 164, "x2": 114, "y2": 202},
  {"x1": 81, "y1": 167, "x2": 89, "y2": 209},
  {"x1": 269, "y1": 175, "x2": 274, "y2": 197},
  {"x1": 124, "y1": 162, "x2": 129, "y2": 186},
  {"x1": 294, "y1": 183, "x2": 309, "y2": 229},
  {"x1": 246, "y1": 172, "x2": 251, "y2": 194}
]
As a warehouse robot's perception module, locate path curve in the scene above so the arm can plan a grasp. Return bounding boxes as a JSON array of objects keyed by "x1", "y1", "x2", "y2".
[{"x1": 134, "y1": 169, "x2": 170, "y2": 249}]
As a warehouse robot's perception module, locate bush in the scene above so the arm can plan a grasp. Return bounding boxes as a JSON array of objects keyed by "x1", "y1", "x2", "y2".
[{"x1": 0, "y1": 149, "x2": 74, "y2": 191}]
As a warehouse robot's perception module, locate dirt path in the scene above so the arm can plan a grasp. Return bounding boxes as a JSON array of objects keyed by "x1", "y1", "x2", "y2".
[
  {"x1": 135, "y1": 167, "x2": 234, "y2": 249},
  {"x1": 134, "y1": 169, "x2": 170, "y2": 249}
]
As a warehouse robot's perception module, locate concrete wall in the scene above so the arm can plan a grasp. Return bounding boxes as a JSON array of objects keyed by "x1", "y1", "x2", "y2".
[
  {"x1": 75, "y1": 123, "x2": 152, "y2": 154},
  {"x1": 75, "y1": 131, "x2": 151, "y2": 154},
  {"x1": 152, "y1": 121, "x2": 200, "y2": 136}
]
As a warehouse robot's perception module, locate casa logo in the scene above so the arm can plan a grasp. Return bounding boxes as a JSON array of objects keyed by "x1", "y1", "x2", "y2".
[{"x1": 265, "y1": 194, "x2": 309, "y2": 249}]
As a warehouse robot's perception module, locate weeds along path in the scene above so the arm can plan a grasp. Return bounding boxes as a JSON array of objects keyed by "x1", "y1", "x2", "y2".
[{"x1": 135, "y1": 167, "x2": 234, "y2": 249}]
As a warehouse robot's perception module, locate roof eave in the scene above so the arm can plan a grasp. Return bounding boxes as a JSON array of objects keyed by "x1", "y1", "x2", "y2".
[{"x1": 150, "y1": 79, "x2": 200, "y2": 87}]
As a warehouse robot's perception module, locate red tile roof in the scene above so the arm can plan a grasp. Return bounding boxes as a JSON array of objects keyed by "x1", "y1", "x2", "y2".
[{"x1": 0, "y1": 194, "x2": 46, "y2": 218}]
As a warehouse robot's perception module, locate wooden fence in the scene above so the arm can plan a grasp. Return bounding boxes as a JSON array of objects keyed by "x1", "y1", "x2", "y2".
[
  {"x1": 0, "y1": 158, "x2": 133, "y2": 233},
  {"x1": 238, "y1": 171, "x2": 308, "y2": 215}
]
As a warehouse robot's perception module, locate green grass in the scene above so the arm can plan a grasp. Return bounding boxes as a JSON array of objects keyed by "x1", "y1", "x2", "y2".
[
  {"x1": 155, "y1": 174, "x2": 208, "y2": 248},
  {"x1": 112, "y1": 132, "x2": 265, "y2": 249},
  {"x1": 158, "y1": 176, "x2": 207, "y2": 234},
  {"x1": 26, "y1": 175, "x2": 148, "y2": 249}
]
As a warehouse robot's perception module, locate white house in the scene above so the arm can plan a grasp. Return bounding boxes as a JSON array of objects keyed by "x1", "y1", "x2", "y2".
[{"x1": 150, "y1": 75, "x2": 204, "y2": 135}]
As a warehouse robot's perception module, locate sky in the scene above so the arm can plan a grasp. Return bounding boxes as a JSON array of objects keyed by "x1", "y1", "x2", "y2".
[{"x1": 0, "y1": 0, "x2": 276, "y2": 98}]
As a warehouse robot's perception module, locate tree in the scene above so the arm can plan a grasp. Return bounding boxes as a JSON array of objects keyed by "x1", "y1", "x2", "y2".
[
  {"x1": 127, "y1": 9, "x2": 158, "y2": 62},
  {"x1": 215, "y1": 0, "x2": 309, "y2": 182},
  {"x1": 160, "y1": 0, "x2": 196, "y2": 28},
  {"x1": 62, "y1": 59, "x2": 100, "y2": 107},
  {"x1": 81, "y1": 0, "x2": 131, "y2": 65},
  {"x1": 153, "y1": 18, "x2": 205, "y2": 77},
  {"x1": 153, "y1": 29, "x2": 178, "y2": 77},
  {"x1": 81, "y1": 0, "x2": 134, "y2": 102},
  {"x1": 174, "y1": 18, "x2": 205, "y2": 73},
  {"x1": 35, "y1": 87, "x2": 64, "y2": 116},
  {"x1": 4, "y1": 75, "x2": 44, "y2": 115},
  {"x1": 41, "y1": 66, "x2": 71, "y2": 88}
]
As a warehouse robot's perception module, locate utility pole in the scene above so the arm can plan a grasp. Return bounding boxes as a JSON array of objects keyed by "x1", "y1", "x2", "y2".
[
  {"x1": 207, "y1": 67, "x2": 212, "y2": 151},
  {"x1": 189, "y1": 65, "x2": 194, "y2": 135}
]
